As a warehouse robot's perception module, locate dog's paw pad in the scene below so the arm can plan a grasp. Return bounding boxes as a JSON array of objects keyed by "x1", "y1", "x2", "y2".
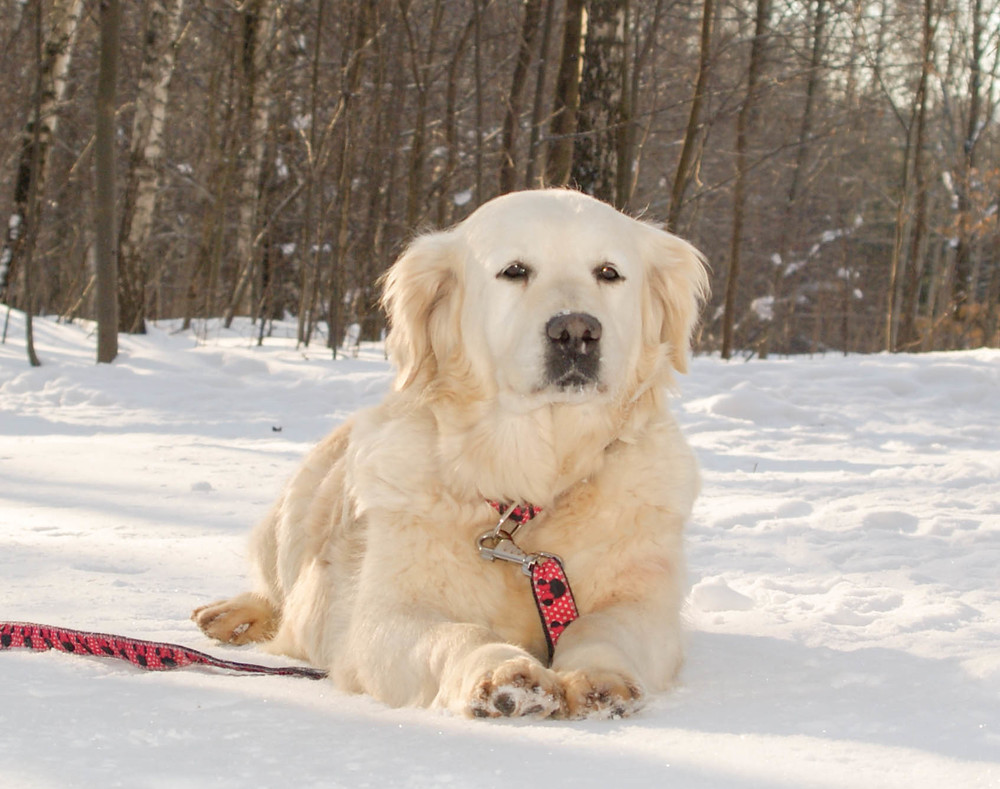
[
  {"x1": 558, "y1": 669, "x2": 644, "y2": 720},
  {"x1": 468, "y1": 658, "x2": 564, "y2": 719}
]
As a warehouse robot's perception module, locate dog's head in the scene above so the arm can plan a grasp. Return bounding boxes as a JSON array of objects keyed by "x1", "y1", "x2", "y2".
[{"x1": 380, "y1": 190, "x2": 708, "y2": 406}]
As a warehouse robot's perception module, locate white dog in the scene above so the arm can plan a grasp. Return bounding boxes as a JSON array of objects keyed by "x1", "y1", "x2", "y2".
[{"x1": 193, "y1": 189, "x2": 708, "y2": 719}]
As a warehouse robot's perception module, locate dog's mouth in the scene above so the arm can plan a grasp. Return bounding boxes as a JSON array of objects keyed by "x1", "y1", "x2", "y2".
[
  {"x1": 551, "y1": 368, "x2": 600, "y2": 390},
  {"x1": 537, "y1": 360, "x2": 605, "y2": 398},
  {"x1": 544, "y1": 350, "x2": 601, "y2": 391}
]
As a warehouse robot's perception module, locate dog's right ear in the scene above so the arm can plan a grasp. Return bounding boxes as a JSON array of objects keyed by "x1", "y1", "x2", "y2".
[
  {"x1": 638, "y1": 224, "x2": 709, "y2": 375},
  {"x1": 379, "y1": 230, "x2": 463, "y2": 392}
]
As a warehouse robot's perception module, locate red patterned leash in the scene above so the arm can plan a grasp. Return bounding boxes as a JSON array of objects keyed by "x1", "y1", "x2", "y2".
[
  {"x1": 0, "y1": 621, "x2": 327, "y2": 679},
  {"x1": 479, "y1": 501, "x2": 579, "y2": 663}
]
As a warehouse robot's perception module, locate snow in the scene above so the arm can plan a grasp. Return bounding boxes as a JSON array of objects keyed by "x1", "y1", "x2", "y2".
[
  {"x1": 1, "y1": 311, "x2": 998, "y2": 788},
  {"x1": 750, "y1": 295, "x2": 774, "y2": 322}
]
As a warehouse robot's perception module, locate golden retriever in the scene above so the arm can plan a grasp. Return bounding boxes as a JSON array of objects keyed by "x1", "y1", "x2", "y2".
[{"x1": 193, "y1": 189, "x2": 708, "y2": 719}]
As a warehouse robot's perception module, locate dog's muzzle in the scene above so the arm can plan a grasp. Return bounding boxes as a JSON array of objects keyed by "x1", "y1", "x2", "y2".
[{"x1": 544, "y1": 312, "x2": 602, "y2": 389}]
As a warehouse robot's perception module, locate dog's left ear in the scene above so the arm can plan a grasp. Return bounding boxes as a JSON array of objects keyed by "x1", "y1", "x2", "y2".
[
  {"x1": 639, "y1": 223, "x2": 710, "y2": 374},
  {"x1": 379, "y1": 229, "x2": 463, "y2": 391}
]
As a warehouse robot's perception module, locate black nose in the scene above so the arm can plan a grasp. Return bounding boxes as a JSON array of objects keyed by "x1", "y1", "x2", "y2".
[{"x1": 545, "y1": 312, "x2": 602, "y2": 355}]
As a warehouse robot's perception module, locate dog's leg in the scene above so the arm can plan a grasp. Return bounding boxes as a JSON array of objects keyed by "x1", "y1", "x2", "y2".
[
  {"x1": 191, "y1": 478, "x2": 290, "y2": 647},
  {"x1": 191, "y1": 592, "x2": 279, "y2": 645}
]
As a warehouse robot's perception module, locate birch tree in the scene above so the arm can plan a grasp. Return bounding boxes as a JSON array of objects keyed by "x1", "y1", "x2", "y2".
[
  {"x1": 571, "y1": 0, "x2": 630, "y2": 207},
  {"x1": 118, "y1": 0, "x2": 186, "y2": 334},
  {"x1": 15, "y1": 0, "x2": 47, "y2": 366},
  {"x1": 0, "y1": 0, "x2": 84, "y2": 308},
  {"x1": 545, "y1": 0, "x2": 585, "y2": 187}
]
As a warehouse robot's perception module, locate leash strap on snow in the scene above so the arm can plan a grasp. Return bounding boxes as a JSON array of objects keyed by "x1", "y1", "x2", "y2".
[
  {"x1": 0, "y1": 621, "x2": 327, "y2": 679},
  {"x1": 479, "y1": 502, "x2": 579, "y2": 662}
]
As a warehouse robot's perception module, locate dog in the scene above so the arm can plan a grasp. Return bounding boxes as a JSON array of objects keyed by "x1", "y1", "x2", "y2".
[{"x1": 193, "y1": 189, "x2": 708, "y2": 719}]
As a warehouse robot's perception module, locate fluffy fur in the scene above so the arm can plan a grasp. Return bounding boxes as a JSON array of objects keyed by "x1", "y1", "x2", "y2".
[{"x1": 193, "y1": 189, "x2": 708, "y2": 719}]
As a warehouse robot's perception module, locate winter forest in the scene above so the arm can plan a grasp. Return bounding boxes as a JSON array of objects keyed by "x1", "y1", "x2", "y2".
[{"x1": 1, "y1": 0, "x2": 997, "y2": 361}]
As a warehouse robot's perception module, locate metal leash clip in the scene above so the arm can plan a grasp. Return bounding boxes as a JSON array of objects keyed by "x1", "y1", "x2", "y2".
[{"x1": 477, "y1": 503, "x2": 539, "y2": 576}]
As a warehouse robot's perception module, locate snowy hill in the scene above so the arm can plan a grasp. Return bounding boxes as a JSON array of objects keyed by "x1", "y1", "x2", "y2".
[{"x1": 1, "y1": 312, "x2": 997, "y2": 788}]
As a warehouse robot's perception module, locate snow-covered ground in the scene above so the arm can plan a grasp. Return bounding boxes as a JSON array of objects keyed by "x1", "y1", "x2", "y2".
[{"x1": 1, "y1": 311, "x2": 997, "y2": 789}]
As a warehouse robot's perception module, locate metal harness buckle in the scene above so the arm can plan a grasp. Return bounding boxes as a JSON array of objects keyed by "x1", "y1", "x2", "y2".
[{"x1": 477, "y1": 503, "x2": 539, "y2": 576}]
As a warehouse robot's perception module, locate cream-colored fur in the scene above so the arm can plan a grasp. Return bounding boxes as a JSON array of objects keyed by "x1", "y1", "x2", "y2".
[{"x1": 193, "y1": 189, "x2": 708, "y2": 719}]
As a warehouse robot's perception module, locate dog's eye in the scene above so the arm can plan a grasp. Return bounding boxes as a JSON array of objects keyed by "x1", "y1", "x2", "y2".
[
  {"x1": 498, "y1": 262, "x2": 530, "y2": 281},
  {"x1": 595, "y1": 264, "x2": 622, "y2": 283}
]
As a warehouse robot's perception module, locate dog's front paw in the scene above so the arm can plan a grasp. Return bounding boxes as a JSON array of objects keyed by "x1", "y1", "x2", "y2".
[
  {"x1": 558, "y1": 669, "x2": 644, "y2": 719},
  {"x1": 468, "y1": 657, "x2": 565, "y2": 719},
  {"x1": 191, "y1": 593, "x2": 278, "y2": 645}
]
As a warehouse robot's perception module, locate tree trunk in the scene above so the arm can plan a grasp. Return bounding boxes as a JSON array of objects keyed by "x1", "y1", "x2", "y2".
[
  {"x1": 896, "y1": 7, "x2": 933, "y2": 350},
  {"x1": 885, "y1": 157, "x2": 911, "y2": 352},
  {"x1": 224, "y1": 0, "x2": 277, "y2": 329},
  {"x1": 181, "y1": 26, "x2": 234, "y2": 331},
  {"x1": 544, "y1": 0, "x2": 585, "y2": 187},
  {"x1": 326, "y1": 1, "x2": 376, "y2": 354},
  {"x1": 667, "y1": 0, "x2": 713, "y2": 231},
  {"x1": 18, "y1": 1, "x2": 49, "y2": 366},
  {"x1": 96, "y1": 0, "x2": 120, "y2": 364},
  {"x1": 571, "y1": 0, "x2": 630, "y2": 206},
  {"x1": 950, "y1": 0, "x2": 983, "y2": 316},
  {"x1": 523, "y1": 0, "x2": 557, "y2": 189},
  {"x1": 401, "y1": 0, "x2": 444, "y2": 229},
  {"x1": 118, "y1": 0, "x2": 186, "y2": 334},
  {"x1": 466, "y1": 0, "x2": 483, "y2": 205},
  {"x1": 620, "y1": 0, "x2": 665, "y2": 210},
  {"x1": 0, "y1": 0, "x2": 85, "y2": 308},
  {"x1": 499, "y1": 0, "x2": 544, "y2": 194},
  {"x1": 356, "y1": 18, "x2": 399, "y2": 289},
  {"x1": 888, "y1": 0, "x2": 935, "y2": 351},
  {"x1": 985, "y1": 232, "x2": 1000, "y2": 346},
  {"x1": 435, "y1": 14, "x2": 475, "y2": 224},
  {"x1": 760, "y1": 0, "x2": 825, "y2": 358},
  {"x1": 202, "y1": 58, "x2": 240, "y2": 327},
  {"x1": 721, "y1": 0, "x2": 769, "y2": 360},
  {"x1": 296, "y1": 0, "x2": 326, "y2": 347}
]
